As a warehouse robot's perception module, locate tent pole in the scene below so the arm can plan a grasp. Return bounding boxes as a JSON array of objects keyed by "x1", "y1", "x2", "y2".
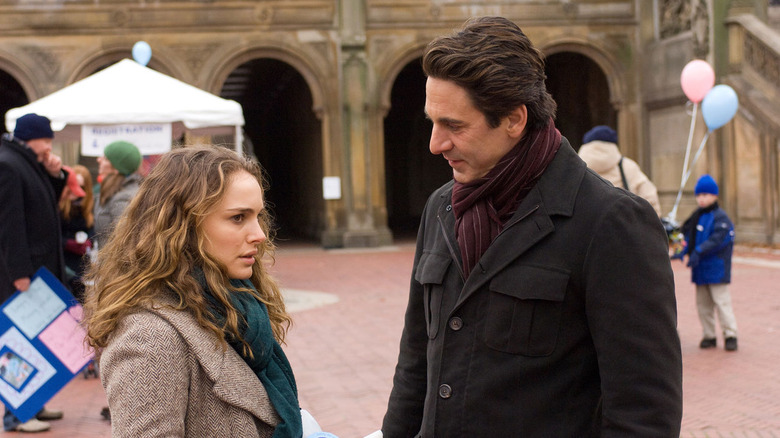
[{"x1": 235, "y1": 125, "x2": 243, "y2": 155}]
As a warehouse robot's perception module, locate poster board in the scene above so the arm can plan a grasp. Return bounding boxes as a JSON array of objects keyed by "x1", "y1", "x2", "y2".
[{"x1": 0, "y1": 267, "x2": 93, "y2": 422}]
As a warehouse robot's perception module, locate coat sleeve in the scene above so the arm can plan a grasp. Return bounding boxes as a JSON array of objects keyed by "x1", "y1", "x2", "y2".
[
  {"x1": 0, "y1": 161, "x2": 34, "y2": 282},
  {"x1": 695, "y1": 211, "x2": 733, "y2": 256},
  {"x1": 382, "y1": 201, "x2": 432, "y2": 438},
  {"x1": 100, "y1": 312, "x2": 190, "y2": 438},
  {"x1": 584, "y1": 194, "x2": 683, "y2": 436},
  {"x1": 624, "y1": 158, "x2": 661, "y2": 217}
]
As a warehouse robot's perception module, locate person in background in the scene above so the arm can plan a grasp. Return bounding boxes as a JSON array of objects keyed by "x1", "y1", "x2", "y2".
[
  {"x1": 672, "y1": 174, "x2": 738, "y2": 351},
  {"x1": 83, "y1": 146, "x2": 302, "y2": 437},
  {"x1": 94, "y1": 140, "x2": 142, "y2": 249},
  {"x1": 382, "y1": 17, "x2": 682, "y2": 436},
  {"x1": 578, "y1": 125, "x2": 662, "y2": 217},
  {"x1": 59, "y1": 164, "x2": 94, "y2": 302},
  {"x1": 0, "y1": 113, "x2": 66, "y2": 432}
]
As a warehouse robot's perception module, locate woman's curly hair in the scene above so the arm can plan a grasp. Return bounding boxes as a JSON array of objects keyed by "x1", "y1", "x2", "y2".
[{"x1": 83, "y1": 146, "x2": 291, "y2": 357}]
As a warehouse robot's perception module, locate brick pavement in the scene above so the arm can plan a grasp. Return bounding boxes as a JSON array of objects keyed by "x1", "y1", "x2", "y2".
[{"x1": 4, "y1": 242, "x2": 779, "y2": 437}]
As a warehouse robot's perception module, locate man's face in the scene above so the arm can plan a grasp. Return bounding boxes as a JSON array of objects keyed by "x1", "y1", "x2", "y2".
[
  {"x1": 696, "y1": 193, "x2": 718, "y2": 208},
  {"x1": 425, "y1": 78, "x2": 525, "y2": 183},
  {"x1": 25, "y1": 138, "x2": 53, "y2": 163}
]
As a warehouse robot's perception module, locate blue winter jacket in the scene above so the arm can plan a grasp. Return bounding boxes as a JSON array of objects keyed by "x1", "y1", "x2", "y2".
[{"x1": 682, "y1": 206, "x2": 734, "y2": 285}]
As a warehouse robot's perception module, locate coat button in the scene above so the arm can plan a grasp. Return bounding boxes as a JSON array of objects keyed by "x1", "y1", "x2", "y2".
[
  {"x1": 449, "y1": 317, "x2": 463, "y2": 331},
  {"x1": 446, "y1": 204, "x2": 452, "y2": 211},
  {"x1": 438, "y1": 384, "x2": 452, "y2": 399}
]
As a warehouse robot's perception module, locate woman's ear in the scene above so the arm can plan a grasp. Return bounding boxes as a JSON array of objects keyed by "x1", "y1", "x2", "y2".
[{"x1": 506, "y1": 104, "x2": 528, "y2": 139}]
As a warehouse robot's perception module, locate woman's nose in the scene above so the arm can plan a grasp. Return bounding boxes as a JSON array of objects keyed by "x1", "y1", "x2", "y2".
[{"x1": 248, "y1": 220, "x2": 267, "y2": 244}]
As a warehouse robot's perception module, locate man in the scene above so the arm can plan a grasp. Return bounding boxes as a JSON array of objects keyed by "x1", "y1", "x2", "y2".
[
  {"x1": 382, "y1": 17, "x2": 682, "y2": 436},
  {"x1": 578, "y1": 125, "x2": 662, "y2": 217},
  {"x1": 0, "y1": 113, "x2": 67, "y2": 433}
]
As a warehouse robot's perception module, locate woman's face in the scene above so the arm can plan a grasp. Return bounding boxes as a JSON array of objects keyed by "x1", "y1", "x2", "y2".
[
  {"x1": 68, "y1": 173, "x2": 85, "y2": 201},
  {"x1": 201, "y1": 170, "x2": 267, "y2": 279},
  {"x1": 97, "y1": 155, "x2": 117, "y2": 177}
]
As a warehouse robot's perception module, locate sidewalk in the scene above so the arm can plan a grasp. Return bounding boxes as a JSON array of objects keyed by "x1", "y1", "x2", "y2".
[{"x1": 4, "y1": 242, "x2": 778, "y2": 437}]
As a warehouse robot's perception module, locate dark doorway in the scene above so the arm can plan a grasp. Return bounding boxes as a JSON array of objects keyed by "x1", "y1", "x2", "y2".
[
  {"x1": 220, "y1": 59, "x2": 322, "y2": 242},
  {"x1": 0, "y1": 70, "x2": 29, "y2": 134},
  {"x1": 384, "y1": 59, "x2": 451, "y2": 238},
  {"x1": 545, "y1": 52, "x2": 616, "y2": 150}
]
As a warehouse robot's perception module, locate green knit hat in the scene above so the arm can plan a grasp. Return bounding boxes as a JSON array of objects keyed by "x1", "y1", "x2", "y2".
[{"x1": 104, "y1": 141, "x2": 141, "y2": 175}]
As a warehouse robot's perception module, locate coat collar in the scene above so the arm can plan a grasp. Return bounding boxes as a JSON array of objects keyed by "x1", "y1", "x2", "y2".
[
  {"x1": 437, "y1": 137, "x2": 586, "y2": 307},
  {"x1": 147, "y1": 298, "x2": 280, "y2": 427}
]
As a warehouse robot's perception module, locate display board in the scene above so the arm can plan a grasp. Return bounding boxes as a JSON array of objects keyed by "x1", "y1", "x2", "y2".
[{"x1": 0, "y1": 267, "x2": 93, "y2": 422}]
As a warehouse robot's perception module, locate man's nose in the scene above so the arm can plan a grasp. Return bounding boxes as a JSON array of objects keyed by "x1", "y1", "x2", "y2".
[{"x1": 429, "y1": 125, "x2": 451, "y2": 155}]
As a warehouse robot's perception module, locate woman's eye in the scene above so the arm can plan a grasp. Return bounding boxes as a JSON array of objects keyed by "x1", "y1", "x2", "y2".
[{"x1": 231, "y1": 214, "x2": 244, "y2": 222}]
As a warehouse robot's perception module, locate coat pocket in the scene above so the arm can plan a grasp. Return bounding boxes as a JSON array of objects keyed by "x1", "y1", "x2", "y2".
[
  {"x1": 482, "y1": 264, "x2": 569, "y2": 356},
  {"x1": 414, "y1": 252, "x2": 450, "y2": 340}
]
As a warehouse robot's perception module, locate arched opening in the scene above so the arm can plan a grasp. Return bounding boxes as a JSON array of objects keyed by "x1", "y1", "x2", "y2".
[
  {"x1": 0, "y1": 69, "x2": 29, "y2": 134},
  {"x1": 545, "y1": 52, "x2": 616, "y2": 150},
  {"x1": 220, "y1": 58, "x2": 323, "y2": 242},
  {"x1": 383, "y1": 58, "x2": 451, "y2": 238}
]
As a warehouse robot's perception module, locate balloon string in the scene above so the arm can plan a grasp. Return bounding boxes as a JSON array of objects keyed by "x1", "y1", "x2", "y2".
[
  {"x1": 667, "y1": 130, "x2": 711, "y2": 223},
  {"x1": 681, "y1": 103, "x2": 697, "y2": 190},
  {"x1": 667, "y1": 102, "x2": 698, "y2": 224}
]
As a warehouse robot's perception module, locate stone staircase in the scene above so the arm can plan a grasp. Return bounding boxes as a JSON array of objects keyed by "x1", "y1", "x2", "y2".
[{"x1": 723, "y1": 12, "x2": 780, "y2": 244}]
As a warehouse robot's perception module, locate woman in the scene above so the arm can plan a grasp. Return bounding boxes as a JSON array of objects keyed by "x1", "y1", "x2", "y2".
[
  {"x1": 93, "y1": 140, "x2": 142, "y2": 249},
  {"x1": 83, "y1": 146, "x2": 302, "y2": 437},
  {"x1": 59, "y1": 164, "x2": 94, "y2": 301}
]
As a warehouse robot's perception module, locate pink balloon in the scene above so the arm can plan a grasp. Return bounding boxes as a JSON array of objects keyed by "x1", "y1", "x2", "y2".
[{"x1": 680, "y1": 60, "x2": 715, "y2": 103}]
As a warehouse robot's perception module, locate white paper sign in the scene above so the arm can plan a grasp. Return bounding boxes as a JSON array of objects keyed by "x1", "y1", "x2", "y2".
[
  {"x1": 2, "y1": 278, "x2": 66, "y2": 339},
  {"x1": 81, "y1": 123, "x2": 172, "y2": 156},
  {"x1": 0, "y1": 327, "x2": 56, "y2": 408},
  {"x1": 323, "y1": 176, "x2": 341, "y2": 200}
]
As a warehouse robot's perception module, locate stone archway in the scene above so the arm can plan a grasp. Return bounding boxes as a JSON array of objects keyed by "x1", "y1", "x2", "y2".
[
  {"x1": 219, "y1": 58, "x2": 323, "y2": 242},
  {"x1": 382, "y1": 57, "x2": 451, "y2": 238},
  {"x1": 0, "y1": 68, "x2": 29, "y2": 134},
  {"x1": 545, "y1": 51, "x2": 616, "y2": 150}
]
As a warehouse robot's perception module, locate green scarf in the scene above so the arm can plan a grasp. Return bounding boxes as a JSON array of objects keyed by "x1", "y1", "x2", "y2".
[{"x1": 200, "y1": 274, "x2": 302, "y2": 438}]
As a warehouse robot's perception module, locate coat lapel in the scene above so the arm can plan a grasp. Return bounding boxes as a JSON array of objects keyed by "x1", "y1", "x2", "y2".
[
  {"x1": 149, "y1": 302, "x2": 281, "y2": 427},
  {"x1": 448, "y1": 140, "x2": 586, "y2": 312}
]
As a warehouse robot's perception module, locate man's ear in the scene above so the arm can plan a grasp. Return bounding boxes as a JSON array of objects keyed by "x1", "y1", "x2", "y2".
[{"x1": 506, "y1": 105, "x2": 528, "y2": 139}]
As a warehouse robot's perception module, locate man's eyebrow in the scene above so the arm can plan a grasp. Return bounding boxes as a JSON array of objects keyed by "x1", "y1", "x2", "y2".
[{"x1": 423, "y1": 110, "x2": 461, "y2": 125}]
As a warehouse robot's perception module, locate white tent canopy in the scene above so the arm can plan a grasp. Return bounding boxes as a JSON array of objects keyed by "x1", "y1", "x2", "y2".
[{"x1": 5, "y1": 59, "x2": 244, "y2": 151}]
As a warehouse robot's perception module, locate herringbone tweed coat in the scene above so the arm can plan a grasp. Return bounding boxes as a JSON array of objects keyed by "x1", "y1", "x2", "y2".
[{"x1": 100, "y1": 300, "x2": 281, "y2": 437}]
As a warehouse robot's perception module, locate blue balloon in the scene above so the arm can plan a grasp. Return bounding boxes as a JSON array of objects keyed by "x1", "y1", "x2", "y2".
[
  {"x1": 701, "y1": 84, "x2": 738, "y2": 131},
  {"x1": 132, "y1": 41, "x2": 152, "y2": 66}
]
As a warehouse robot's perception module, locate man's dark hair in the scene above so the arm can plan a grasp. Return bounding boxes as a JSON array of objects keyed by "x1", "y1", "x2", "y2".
[{"x1": 422, "y1": 16, "x2": 557, "y2": 131}]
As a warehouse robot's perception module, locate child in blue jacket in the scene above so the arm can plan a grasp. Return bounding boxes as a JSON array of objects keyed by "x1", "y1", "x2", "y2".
[{"x1": 673, "y1": 174, "x2": 738, "y2": 351}]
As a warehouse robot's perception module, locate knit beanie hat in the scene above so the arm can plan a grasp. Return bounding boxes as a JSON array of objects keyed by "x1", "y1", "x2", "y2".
[
  {"x1": 694, "y1": 174, "x2": 719, "y2": 195},
  {"x1": 14, "y1": 113, "x2": 54, "y2": 141},
  {"x1": 104, "y1": 141, "x2": 141, "y2": 176},
  {"x1": 582, "y1": 125, "x2": 617, "y2": 145}
]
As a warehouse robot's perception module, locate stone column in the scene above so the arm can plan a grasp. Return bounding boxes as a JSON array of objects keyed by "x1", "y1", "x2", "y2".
[{"x1": 326, "y1": 0, "x2": 392, "y2": 247}]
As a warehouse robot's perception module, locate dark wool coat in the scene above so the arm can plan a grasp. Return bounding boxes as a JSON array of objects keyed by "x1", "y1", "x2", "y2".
[
  {"x1": 383, "y1": 140, "x2": 683, "y2": 437},
  {"x1": 0, "y1": 135, "x2": 67, "y2": 302}
]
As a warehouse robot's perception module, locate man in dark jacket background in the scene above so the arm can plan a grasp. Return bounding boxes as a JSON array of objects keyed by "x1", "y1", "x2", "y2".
[
  {"x1": 0, "y1": 113, "x2": 67, "y2": 432},
  {"x1": 382, "y1": 17, "x2": 683, "y2": 437}
]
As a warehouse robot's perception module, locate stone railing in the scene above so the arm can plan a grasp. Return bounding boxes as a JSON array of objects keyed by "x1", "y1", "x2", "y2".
[{"x1": 726, "y1": 14, "x2": 780, "y2": 98}]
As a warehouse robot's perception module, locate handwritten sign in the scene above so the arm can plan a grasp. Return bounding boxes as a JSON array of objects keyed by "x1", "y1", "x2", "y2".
[{"x1": 0, "y1": 268, "x2": 93, "y2": 421}]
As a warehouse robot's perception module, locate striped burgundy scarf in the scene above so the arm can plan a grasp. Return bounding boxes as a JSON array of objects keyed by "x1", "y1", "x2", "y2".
[{"x1": 452, "y1": 119, "x2": 561, "y2": 278}]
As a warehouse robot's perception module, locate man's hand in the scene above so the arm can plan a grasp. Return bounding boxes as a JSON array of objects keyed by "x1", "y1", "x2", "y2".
[
  {"x1": 13, "y1": 277, "x2": 30, "y2": 292},
  {"x1": 42, "y1": 152, "x2": 63, "y2": 178}
]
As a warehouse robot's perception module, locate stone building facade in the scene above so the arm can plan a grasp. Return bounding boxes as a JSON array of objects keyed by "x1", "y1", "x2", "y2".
[{"x1": 1, "y1": 0, "x2": 778, "y2": 246}]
